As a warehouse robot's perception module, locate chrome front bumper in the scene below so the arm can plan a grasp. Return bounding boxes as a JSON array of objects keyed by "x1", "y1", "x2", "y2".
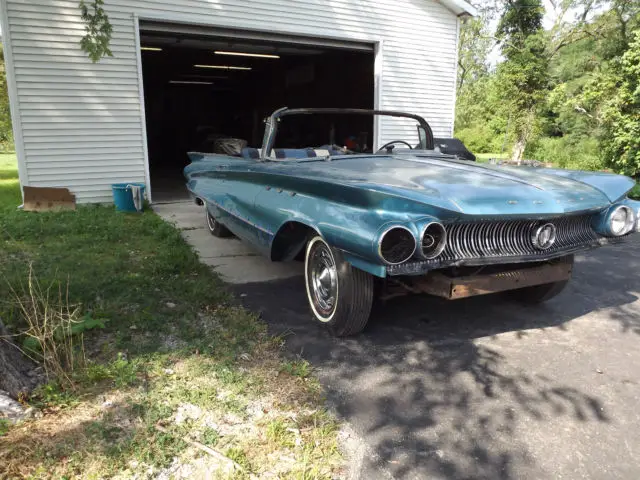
[{"x1": 387, "y1": 237, "x2": 624, "y2": 276}]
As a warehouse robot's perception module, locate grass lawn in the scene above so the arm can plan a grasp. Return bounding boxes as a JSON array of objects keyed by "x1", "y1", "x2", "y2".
[
  {"x1": 0, "y1": 153, "x2": 20, "y2": 209},
  {"x1": 0, "y1": 155, "x2": 342, "y2": 479}
]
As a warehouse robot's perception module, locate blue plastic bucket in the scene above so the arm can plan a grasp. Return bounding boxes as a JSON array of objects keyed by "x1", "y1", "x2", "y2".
[{"x1": 111, "y1": 183, "x2": 146, "y2": 212}]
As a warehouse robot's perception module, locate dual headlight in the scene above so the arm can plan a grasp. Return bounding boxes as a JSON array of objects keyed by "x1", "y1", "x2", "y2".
[
  {"x1": 377, "y1": 222, "x2": 447, "y2": 264},
  {"x1": 607, "y1": 205, "x2": 636, "y2": 237}
]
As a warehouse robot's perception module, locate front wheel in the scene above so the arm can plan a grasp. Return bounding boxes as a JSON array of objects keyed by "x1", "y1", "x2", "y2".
[{"x1": 304, "y1": 236, "x2": 374, "y2": 336}]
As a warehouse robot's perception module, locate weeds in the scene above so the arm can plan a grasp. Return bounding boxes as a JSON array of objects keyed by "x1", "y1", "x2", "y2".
[
  {"x1": 29, "y1": 382, "x2": 80, "y2": 409},
  {"x1": 281, "y1": 358, "x2": 312, "y2": 379},
  {"x1": 7, "y1": 265, "x2": 105, "y2": 389},
  {"x1": 83, "y1": 353, "x2": 140, "y2": 388},
  {"x1": 225, "y1": 446, "x2": 252, "y2": 471},
  {"x1": 0, "y1": 419, "x2": 10, "y2": 436},
  {"x1": 266, "y1": 418, "x2": 297, "y2": 448},
  {"x1": 201, "y1": 426, "x2": 220, "y2": 446}
]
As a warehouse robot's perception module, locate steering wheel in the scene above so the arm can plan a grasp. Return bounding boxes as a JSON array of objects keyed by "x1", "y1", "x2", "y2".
[{"x1": 377, "y1": 140, "x2": 413, "y2": 153}]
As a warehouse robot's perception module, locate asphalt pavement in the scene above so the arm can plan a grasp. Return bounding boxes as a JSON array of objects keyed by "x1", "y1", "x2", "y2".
[{"x1": 157, "y1": 200, "x2": 640, "y2": 480}]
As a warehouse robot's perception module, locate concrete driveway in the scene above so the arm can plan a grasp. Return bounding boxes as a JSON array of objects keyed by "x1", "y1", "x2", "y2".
[
  {"x1": 153, "y1": 200, "x2": 302, "y2": 283},
  {"x1": 156, "y1": 200, "x2": 640, "y2": 480}
]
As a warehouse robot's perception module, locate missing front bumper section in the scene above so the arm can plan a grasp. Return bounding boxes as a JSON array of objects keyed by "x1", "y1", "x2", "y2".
[{"x1": 398, "y1": 261, "x2": 573, "y2": 300}]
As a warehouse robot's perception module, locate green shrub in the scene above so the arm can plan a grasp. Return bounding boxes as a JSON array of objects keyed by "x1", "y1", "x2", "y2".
[
  {"x1": 455, "y1": 123, "x2": 512, "y2": 155},
  {"x1": 455, "y1": 125, "x2": 494, "y2": 153},
  {"x1": 528, "y1": 136, "x2": 603, "y2": 170}
]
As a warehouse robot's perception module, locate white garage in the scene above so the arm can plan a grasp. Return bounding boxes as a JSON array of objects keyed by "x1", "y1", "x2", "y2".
[{"x1": 0, "y1": 0, "x2": 474, "y2": 203}]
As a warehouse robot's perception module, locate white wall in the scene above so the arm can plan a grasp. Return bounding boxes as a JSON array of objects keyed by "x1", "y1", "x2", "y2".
[{"x1": 2, "y1": 0, "x2": 460, "y2": 203}]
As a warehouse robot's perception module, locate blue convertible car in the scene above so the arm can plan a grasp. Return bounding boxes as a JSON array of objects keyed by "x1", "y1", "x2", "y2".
[{"x1": 185, "y1": 108, "x2": 640, "y2": 336}]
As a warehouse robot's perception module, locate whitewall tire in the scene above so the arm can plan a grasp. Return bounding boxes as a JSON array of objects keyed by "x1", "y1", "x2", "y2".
[
  {"x1": 205, "y1": 206, "x2": 232, "y2": 238},
  {"x1": 304, "y1": 235, "x2": 374, "y2": 336}
]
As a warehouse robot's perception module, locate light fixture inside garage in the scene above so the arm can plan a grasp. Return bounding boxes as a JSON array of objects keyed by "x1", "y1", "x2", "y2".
[
  {"x1": 215, "y1": 50, "x2": 279, "y2": 59},
  {"x1": 194, "y1": 65, "x2": 252, "y2": 71},
  {"x1": 181, "y1": 75, "x2": 229, "y2": 80},
  {"x1": 141, "y1": 46, "x2": 162, "y2": 51},
  {"x1": 169, "y1": 80, "x2": 214, "y2": 85}
]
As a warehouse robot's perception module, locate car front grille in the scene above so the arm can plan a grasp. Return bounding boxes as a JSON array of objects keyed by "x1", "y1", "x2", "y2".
[{"x1": 439, "y1": 213, "x2": 599, "y2": 261}]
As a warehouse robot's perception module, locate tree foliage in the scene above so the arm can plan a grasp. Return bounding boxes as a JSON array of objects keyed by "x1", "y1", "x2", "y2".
[
  {"x1": 495, "y1": 0, "x2": 547, "y2": 161},
  {"x1": 598, "y1": 31, "x2": 640, "y2": 176},
  {"x1": 0, "y1": 44, "x2": 13, "y2": 150},
  {"x1": 497, "y1": 0, "x2": 544, "y2": 39},
  {"x1": 79, "y1": 0, "x2": 113, "y2": 63},
  {"x1": 457, "y1": 0, "x2": 498, "y2": 92},
  {"x1": 455, "y1": 0, "x2": 640, "y2": 176}
]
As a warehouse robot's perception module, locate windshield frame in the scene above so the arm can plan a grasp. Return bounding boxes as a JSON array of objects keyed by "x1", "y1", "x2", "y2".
[{"x1": 259, "y1": 107, "x2": 435, "y2": 160}]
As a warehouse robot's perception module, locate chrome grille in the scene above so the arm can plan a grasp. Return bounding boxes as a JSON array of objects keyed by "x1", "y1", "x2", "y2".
[{"x1": 440, "y1": 214, "x2": 599, "y2": 260}]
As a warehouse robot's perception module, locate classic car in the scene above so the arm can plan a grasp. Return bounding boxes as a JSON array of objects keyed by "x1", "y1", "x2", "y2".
[{"x1": 185, "y1": 107, "x2": 640, "y2": 336}]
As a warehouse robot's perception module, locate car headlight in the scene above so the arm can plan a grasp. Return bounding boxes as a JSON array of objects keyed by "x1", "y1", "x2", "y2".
[
  {"x1": 609, "y1": 205, "x2": 635, "y2": 236},
  {"x1": 378, "y1": 226, "x2": 416, "y2": 264},
  {"x1": 420, "y1": 222, "x2": 447, "y2": 259}
]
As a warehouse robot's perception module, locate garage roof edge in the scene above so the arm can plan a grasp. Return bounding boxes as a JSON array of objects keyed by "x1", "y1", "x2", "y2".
[{"x1": 438, "y1": 0, "x2": 477, "y2": 17}]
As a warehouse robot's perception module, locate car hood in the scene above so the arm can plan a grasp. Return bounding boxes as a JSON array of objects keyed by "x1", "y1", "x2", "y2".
[{"x1": 284, "y1": 154, "x2": 634, "y2": 216}]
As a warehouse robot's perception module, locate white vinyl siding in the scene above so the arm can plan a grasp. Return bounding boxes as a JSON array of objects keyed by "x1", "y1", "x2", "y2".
[{"x1": 3, "y1": 0, "x2": 460, "y2": 203}]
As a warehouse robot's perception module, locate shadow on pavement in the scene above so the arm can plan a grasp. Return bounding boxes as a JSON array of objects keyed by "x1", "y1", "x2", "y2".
[{"x1": 232, "y1": 239, "x2": 640, "y2": 479}]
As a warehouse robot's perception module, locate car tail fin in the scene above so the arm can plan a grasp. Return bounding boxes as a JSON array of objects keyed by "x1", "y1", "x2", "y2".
[{"x1": 187, "y1": 152, "x2": 205, "y2": 163}]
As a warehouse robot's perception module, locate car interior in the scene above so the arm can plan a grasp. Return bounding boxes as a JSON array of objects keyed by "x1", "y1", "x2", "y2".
[{"x1": 206, "y1": 111, "x2": 476, "y2": 161}]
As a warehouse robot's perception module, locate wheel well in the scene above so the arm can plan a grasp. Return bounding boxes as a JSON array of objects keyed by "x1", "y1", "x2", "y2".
[{"x1": 270, "y1": 221, "x2": 318, "y2": 262}]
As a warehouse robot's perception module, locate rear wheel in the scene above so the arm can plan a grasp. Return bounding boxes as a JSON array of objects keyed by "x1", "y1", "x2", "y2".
[
  {"x1": 508, "y1": 255, "x2": 573, "y2": 304},
  {"x1": 205, "y1": 207, "x2": 232, "y2": 238},
  {"x1": 304, "y1": 236, "x2": 374, "y2": 336}
]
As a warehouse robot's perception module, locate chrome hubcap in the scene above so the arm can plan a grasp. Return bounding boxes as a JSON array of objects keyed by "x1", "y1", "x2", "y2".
[
  {"x1": 206, "y1": 211, "x2": 216, "y2": 230},
  {"x1": 309, "y1": 243, "x2": 337, "y2": 315}
]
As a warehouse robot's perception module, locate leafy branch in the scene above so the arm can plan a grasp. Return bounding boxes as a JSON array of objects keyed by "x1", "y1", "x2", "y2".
[{"x1": 79, "y1": 0, "x2": 113, "y2": 63}]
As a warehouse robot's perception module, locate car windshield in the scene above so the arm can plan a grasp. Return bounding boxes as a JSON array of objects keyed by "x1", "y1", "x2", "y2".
[{"x1": 259, "y1": 108, "x2": 434, "y2": 160}]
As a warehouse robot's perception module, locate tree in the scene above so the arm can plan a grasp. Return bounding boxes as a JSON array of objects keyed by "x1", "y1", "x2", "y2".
[
  {"x1": 457, "y1": 0, "x2": 498, "y2": 93},
  {"x1": 455, "y1": 1, "x2": 506, "y2": 152},
  {"x1": 0, "y1": 44, "x2": 13, "y2": 150},
  {"x1": 79, "y1": 0, "x2": 113, "y2": 63},
  {"x1": 495, "y1": 0, "x2": 548, "y2": 162},
  {"x1": 497, "y1": 0, "x2": 544, "y2": 38},
  {"x1": 598, "y1": 30, "x2": 640, "y2": 176}
]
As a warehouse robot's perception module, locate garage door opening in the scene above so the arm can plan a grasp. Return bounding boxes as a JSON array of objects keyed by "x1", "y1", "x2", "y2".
[{"x1": 139, "y1": 24, "x2": 375, "y2": 202}]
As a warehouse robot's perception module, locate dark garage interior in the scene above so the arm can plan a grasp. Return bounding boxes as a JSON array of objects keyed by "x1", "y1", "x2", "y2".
[{"x1": 139, "y1": 26, "x2": 375, "y2": 201}]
